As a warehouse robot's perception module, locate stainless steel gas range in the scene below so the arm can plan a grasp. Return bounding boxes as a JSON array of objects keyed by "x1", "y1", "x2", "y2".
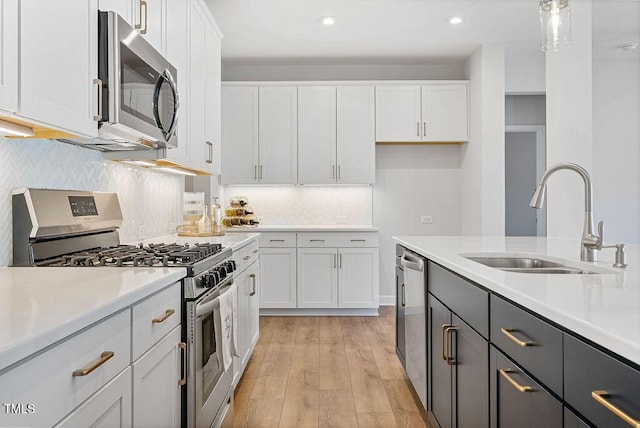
[{"x1": 12, "y1": 188, "x2": 235, "y2": 428}]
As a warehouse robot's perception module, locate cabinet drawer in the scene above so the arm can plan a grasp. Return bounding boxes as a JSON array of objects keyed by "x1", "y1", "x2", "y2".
[
  {"x1": 428, "y1": 261, "x2": 489, "y2": 338},
  {"x1": 132, "y1": 282, "x2": 181, "y2": 361},
  {"x1": 490, "y1": 295, "x2": 563, "y2": 396},
  {"x1": 0, "y1": 310, "x2": 131, "y2": 428},
  {"x1": 564, "y1": 334, "x2": 640, "y2": 428},
  {"x1": 258, "y1": 232, "x2": 297, "y2": 248},
  {"x1": 297, "y1": 232, "x2": 379, "y2": 248},
  {"x1": 490, "y1": 347, "x2": 562, "y2": 428},
  {"x1": 234, "y1": 239, "x2": 259, "y2": 275}
]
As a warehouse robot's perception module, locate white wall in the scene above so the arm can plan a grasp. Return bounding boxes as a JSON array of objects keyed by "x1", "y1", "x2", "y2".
[
  {"x1": 461, "y1": 44, "x2": 506, "y2": 236},
  {"x1": 0, "y1": 138, "x2": 183, "y2": 267},
  {"x1": 592, "y1": 58, "x2": 640, "y2": 244},
  {"x1": 222, "y1": 62, "x2": 464, "y2": 81},
  {"x1": 505, "y1": 44, "x2": 546, "y2": 94},
  {"x1": 545, "y1": 1, "x2": 593, "y2": 241},
  {"x1": 373, "y1": 145, "x2": 462, "y2": 303}
]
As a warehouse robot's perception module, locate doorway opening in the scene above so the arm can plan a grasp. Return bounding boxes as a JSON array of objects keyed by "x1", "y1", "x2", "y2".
[{"x1": 505, "y1": 125, "x2": 546, "y2": 236}]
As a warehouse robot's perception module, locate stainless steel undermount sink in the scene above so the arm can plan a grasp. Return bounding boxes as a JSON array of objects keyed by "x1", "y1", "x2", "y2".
[{"x1": 464, "y1": 256, "x2": 601, "y2": 274}]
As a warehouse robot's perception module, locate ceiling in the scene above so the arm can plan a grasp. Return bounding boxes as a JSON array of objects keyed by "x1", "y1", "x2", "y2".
[{"x1": 206, "y1": 0, "x2": 639, "y2": 63}]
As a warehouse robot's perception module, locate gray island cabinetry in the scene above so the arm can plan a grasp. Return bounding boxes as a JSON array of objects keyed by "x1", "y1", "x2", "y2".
[{"x1": 394, "y1": 238, "x2": 640, "y2": 428}]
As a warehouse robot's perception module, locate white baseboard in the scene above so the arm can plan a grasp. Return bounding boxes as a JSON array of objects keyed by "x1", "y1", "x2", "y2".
[
  {"x1": 378, "y1": 295, "x2": 396, "y2": 306},
  {"x1": 260, "y1": 308, "x2": 379, "y2": 316}
]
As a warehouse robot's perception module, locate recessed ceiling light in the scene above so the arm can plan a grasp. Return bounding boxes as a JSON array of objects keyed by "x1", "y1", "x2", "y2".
[
  {"x1": 621, "y1": 43, "x2": 638, "y2": 52},
  {"x1": 448, "y1": 16, "x2": 462, "y2": 25},
  {"x1": 321, "y1": 16, "x2": 336, "y2": 26}
]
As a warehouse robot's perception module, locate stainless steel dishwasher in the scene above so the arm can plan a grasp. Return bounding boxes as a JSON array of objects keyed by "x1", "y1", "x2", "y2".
[{"x1": 399, "y1": 247, "x2": 427, "y2": 410}]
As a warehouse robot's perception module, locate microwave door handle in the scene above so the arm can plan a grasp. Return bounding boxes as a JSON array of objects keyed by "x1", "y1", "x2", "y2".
[{"x1": 164, "y1": 69, "x2": 180, "y2": 139}]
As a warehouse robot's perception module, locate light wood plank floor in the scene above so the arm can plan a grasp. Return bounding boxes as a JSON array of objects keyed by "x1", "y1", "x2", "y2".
[{"x1": 233, "y1": 307, "x2": 431, "y2": 427}]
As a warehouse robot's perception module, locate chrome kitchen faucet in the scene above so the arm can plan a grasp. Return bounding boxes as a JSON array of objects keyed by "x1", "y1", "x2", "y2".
[{"x1": 529, "y1": 162, "x2": 627, "y2": 267}]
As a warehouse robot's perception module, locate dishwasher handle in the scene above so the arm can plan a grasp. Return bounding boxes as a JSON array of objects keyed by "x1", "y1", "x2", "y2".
[{"x1": 400, "y1": 253, "x2": 424, "y2": 272}]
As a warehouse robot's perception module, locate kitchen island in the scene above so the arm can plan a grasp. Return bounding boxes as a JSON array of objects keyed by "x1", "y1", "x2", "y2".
[{"x1": 394, "y1": 236, "x2": 640, "y2": 428}]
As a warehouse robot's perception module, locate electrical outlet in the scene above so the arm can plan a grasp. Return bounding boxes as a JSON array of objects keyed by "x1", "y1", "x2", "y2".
[
  {"x1": 336, "y1": 216, "x2": 347, "y2": 224},
  {"x1": 421, "y1": 216, "x2": 434, "y2": 224}
]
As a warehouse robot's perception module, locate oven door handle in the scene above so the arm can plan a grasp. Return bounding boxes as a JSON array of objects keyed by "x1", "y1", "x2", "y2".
[{"x1": 195, "y1": 283, "x2": 234, "y2": 317}]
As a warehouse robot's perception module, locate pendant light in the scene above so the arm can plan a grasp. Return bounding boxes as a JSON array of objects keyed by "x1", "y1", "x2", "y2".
[{"x1": 539, "y1": 0, "x2": 572, "y2": 51}]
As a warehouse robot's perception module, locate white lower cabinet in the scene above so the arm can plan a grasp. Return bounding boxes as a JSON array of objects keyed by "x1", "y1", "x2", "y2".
[
  {"x1": 232, "y1": 240, "x2": 260, "y2": 385},
  {"x1": 54, "y1": 367, "x2": 132, "y2": 428},
  {"x1": 132, "y1": 326, "x2": 182, "y2": 428},
  {"x1": 260, "y1": 247, "x2": 297, "y2": 308},
  {"x1": 338, "y1": 247, "x2": 379, "y2": 308},
  {"x1": 297, "y1": 248, "x2": 339, "y2": 308}
]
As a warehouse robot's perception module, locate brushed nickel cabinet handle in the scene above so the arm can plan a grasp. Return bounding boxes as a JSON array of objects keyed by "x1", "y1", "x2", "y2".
[
  {"x1": 337, "y1": 165, "x2": 341, "y2": 180},
  {"x1": 206, "y1": 142, "x2": 213, "y2": 164},
  {"x1": 310, "y1": 239, "x2": 325, "y2": 243},
  {"x1": 333, "y1": 254, "x2": 336, "y2": 268},
  {"x1": 254, "y1": 165, "x2": 258, "y2": 180},
  {"x1": 442, "y1": 324, "x2": 452, "y2": 363},
  {"x1": 592, "y1": 390, "x2": 640, "y2": 427},
  {"x1": 445, "y1": 326, "x2": 457, "y2": 365},
  {"x1": 253, "y1": 249, "x2": 259, "y2": 253},
  {"x1": 501, "y1": 328, "x2": 534, "y2": 347},
  {"x1": 339, "y1": 253, "x2": 342, "y2": 268},
  {"x1": 73, "y1": 351, "x2": 114, "y2": 377},
  {"x1": 401, "y1": 283, "x2": 405, "y2": 307},
  {"x1": 332, "y1": 165, "x2": 336, "y2": 179},
  {"x1": 152, "y1": 308, "x2": 175, "y2": 324},
  {"x1": 243, "y1": 255, "x2": 250, "y2": 260},
  {"x1": 93, "y1": 79, "x2": 103, "y2": 121},
  {"x1": 270, "y1": 239, "x2": 285, "y2": 243},
  {"x1": 178, "y1": 342, "x2": 187, "y2": 385},
  {"x1": 417, "y1": 122, "x2": 420, "y2": 137},
  {"x1": 500, "y1": 369, "x2": 533, "y2": 393},
  {"x1": 135, "y1": 0, "x2": 143, "y2": 29},
  {"x1": 423, "y1": 122, "x2": 426, "y2": 136},
  {"x1": 351, "y1": 239, "x2": 366, "y2": 243},
  {"x1": 249, "y1": 273, "x2": 256, "y2": 296},
  {"x1": 259, "y1": 165, "x2": 263, "y2": 179},
  {"x1": 140, "y1": 0, "x2": 148, "y2": 34}
]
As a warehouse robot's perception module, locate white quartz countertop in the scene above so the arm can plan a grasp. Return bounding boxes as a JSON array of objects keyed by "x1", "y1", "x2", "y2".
[
  {"x1": 224, "y1": 225, "x2": 379, "y2": 232},
  {"x1": 0, "y1": 267, "x2": 185, "y2": 371},
  {"x1": 393, "y1": 236, "x2": 640, "y2": 366},
  {"x1": 138, "y1": 233, "x2": 260, "y2": 252}
]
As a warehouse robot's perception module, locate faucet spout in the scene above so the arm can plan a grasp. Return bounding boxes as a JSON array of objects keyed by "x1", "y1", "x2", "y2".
[{"x1": 529, "y1": 162, "x2": 600, "y2": 262}]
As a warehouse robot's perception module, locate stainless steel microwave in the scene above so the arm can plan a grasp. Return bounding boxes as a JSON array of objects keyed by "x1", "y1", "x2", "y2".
[{"x1": 96, "y1": 11, "x2": 179, "y2": 150}]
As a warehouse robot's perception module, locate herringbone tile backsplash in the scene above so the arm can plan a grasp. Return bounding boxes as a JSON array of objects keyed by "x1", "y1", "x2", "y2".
[{"x1": 0, "y1": 138, "x2": 183, "y2": 267}]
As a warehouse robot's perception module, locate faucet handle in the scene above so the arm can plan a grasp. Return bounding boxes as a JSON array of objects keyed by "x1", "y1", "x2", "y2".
[{"x1": 597, "y1": 220, "x2": 604, "y2": 249}]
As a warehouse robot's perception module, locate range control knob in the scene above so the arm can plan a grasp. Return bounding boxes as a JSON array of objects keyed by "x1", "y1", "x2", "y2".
[
  {"x1": 224, "y1": 261, "x2": 236, "y2": 273},
  {"x1": 217, "y1": 266, "x2": 227, "y2": 279},
  {"x1": 202, "y1": 272, "x2": 219, "y2": 288}
]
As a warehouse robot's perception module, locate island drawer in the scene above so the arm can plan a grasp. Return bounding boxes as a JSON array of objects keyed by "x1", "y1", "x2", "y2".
[
  {"x1": 490, "y1": 294, "x2": 563, "y2": 396},
  {"x1": 258, "y1": 232, "x2": 297, "y2": 247},
  {"x1": 428, "y1": 261, "x2": 489, "y2": 338},
  {"x1": 0, "y1": 309, "x2": 131, "y2": 427},
  {"x1": 132, "y1": 282, "x2": 181, "y2": 361},
  {"x1": 297, "y1": 232, "x2": 379, "y2": 248},
  {"x1": 564, "y1": 333, "x2": 640, "y2": 428}
]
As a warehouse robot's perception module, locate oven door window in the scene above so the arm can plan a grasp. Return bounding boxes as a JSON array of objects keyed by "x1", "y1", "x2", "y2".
[
  {"x1": 198, "y1": 310, "x2": 223, "y2": 402},
  {"x1": 120, "y1": 43, "x2": 177, "y2": 134}
]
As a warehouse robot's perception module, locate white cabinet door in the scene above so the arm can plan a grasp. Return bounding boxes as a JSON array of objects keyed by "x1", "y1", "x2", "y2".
[
  {"x1": 338, "y1": 247, "x2": 379, "y2": 309},
  {"x1": 375, "y1": 85, "x2": 421, "y2": 142},
  {"x1": 132, "y1": 326, "x2": 182, "y2": 428},
  {"x1": 260, "y1": 248, "x2": 297, "y2": 309},
  {"x1": 204, "y1": 26, "x2": 222, "y2": 175},
  {"x1": 235, "y1": 268, "x2": 251, "y2": 369},
  {"x1": 163, "y1": 0, "x2": 189, "y2": 165},
  {"x1": 298, "y1": 86, "x2": 337, "y2": 184},
  {"x1": 258, "y1": 86, "x2": 298, "y2": 184},
  {"x1": 54, "y1": 368, "x2": 132, "y2": 428},
  {"x1": 0, "y1": 0, "x2": 18, "y2": 112},
  {"x1": 140, "y1": 0, "x2": 165, "y2": 54},
  {"x1": 20, "y1": 0, "x2": 98, "y2": 137},
  {"x1": 221, "y1": 87, "x2": 259, "y2": 184},
  {"x1": 336, "y1": 86, "x2": 375, "y2": 184},
  {"x1": 247, "y1": 261, "x2": 260, "y2": 350},
  {"x1": 97, "y1": 0, "x2": 135, "y2": 25},
  {"x1": 297, "y1": 248, "x2": 338, "y2": 308},
  {"x1": 421, "y1": 84, "x2": 469, "y2": 142}
]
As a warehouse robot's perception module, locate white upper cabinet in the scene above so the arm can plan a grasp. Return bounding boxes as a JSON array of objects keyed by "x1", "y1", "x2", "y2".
[
  {"x1": 19, "y1": 0, "x2": 99, "y2": 137},
  {"x1": 97, "y1": 0, "x2": 134, "y2": 25},
  {"x1": 421, "y1": 84, "x2": 468, "y2": 142},
  {"x1": 138, "y1": 0, "x2": 165, "y2": 54},
  {"x1": 188, "y1": 1, "x2": 222, "y2": 174},
  {"x1": 376, "y1": 83, "x2": 469, "y2": 143},
  {"x1": 375, "y1": 85, "x2": 422, "y2": 142},
  {"x1": 258, "y1": 86, "x2": 298, "y2": 184},
  {"x1": 298, "y1": 86, "x2": 337, "y2": 184},
  {"x1": 0, "y1": 0, "x2": 18, "y2": 113},
  {"x1": 298, "y1": 85, "x2": 375, "y2": 185},
  {"x1": 336, "y1": 86, "x2": 375, "y2": 184},
  {"x1": 222, "y1": 85, "x2": 297, "y2": 184},
  {"x1": 221, "y1": 86, "x2": 259, "y2": 184}
]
